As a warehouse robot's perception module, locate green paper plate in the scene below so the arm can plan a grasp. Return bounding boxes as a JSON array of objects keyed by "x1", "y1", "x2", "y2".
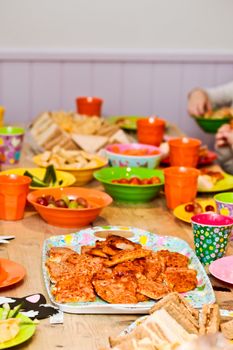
[
  {"x1": 198, "y1": 172, "x2": 233, "y2": 193},
  {"x1": 0, "y1": 309, "x2": 36, "y2": 349}
]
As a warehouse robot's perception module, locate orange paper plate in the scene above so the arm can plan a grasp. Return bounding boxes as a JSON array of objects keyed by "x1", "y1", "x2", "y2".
[{"x1": 0, "y1": 258, "x2": 26, "y2": 288}]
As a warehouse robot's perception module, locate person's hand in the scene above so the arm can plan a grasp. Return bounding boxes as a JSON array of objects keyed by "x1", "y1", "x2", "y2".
[
  {"x1": 187, "y1": 89, "x2": 212, "y2": 116},
  {"x1": 215, "y1": 123, "x2": 233, "y2": 147}
]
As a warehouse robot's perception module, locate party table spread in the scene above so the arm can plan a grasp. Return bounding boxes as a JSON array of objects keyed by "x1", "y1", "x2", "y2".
[{"x1": 0, "y1": 150, "x2": 233, "y2": 350}]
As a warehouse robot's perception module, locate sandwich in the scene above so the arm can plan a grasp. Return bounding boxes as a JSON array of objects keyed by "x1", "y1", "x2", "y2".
[
  {"x1": 149, "y1": 293, "x2": 199, "y2": 334},
  {"x1": 30, "y1": 112, "x2": 79, "y2": 151},
  {"x1": 220, "y1": 318, "x2": 233, "y2": 340},
  {"x1": 109, "y1": 308, "x2": 197, "y2": 350},
  {"x1": 199, "y1": 304, "x2": 220, "y2": 335}
]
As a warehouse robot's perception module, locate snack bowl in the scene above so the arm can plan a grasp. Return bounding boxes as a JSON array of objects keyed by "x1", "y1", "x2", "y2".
[
  {"x1": 27, "y1": 187, "x2": 112, "y2": 228},
  {"x1": 94, "y1": 167, "x2": 164, "y2": 203},
  {"x1": 1, "y1": 168, "x2": 76, "y2": 189},
  {"x1": 192, "y1": 116, "x2": 231, "y2": 134},
  {"x1": 105, "y1": 143, "x2": 162, "y2": 168},
  {"x1": 33, "y1": 154, "x2": 108, "y2": 186}
]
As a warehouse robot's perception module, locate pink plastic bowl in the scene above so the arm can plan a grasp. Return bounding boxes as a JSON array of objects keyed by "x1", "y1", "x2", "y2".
[
  {"x1": 191, "y1": 212, "x2": 233, "y2": 226},
  {"x1": 105, "y1": 143, "x2": 162, "y2": 169}
]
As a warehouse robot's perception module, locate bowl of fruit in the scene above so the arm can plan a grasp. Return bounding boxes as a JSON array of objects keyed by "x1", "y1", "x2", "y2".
[
  {"x1": 27, "y1": 187, "x2": 112, "y2": 228},
  {"x1": 94, "y1": 167, "x2": 164, "y2": 203},
  {"x1": 1, "y1": 166, "x2": 76, "y2": 189},
  {"x1": 105, "y1": 143, "x2": 162, "y2": 168}
]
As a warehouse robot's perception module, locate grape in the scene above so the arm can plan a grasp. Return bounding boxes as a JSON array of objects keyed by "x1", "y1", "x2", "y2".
[
  {"x1": 184, "y1": 203, "x2": 194, "y2": 212},
  {"x1": 36, "y1": 196, "x2": 48, "y2": 206},
  {"x1": 76, "y1": 197, "x2": 88, "y2": 208},
  {"x1": 68, "y1": 200, "x2": 78, "y2": 209},
  {"x1": 205, "y1": 205, "x2": 215, "y2": 212},
  {"x1": 45, "y1": 195, "x2": 55, "y2": 204},
  {"x1": 55, "y1": 199, "x2": 68, "y2": 208}
]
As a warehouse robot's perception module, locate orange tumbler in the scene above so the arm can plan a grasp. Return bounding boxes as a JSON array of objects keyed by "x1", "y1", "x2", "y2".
[
  {"x1": 168, "y1": 137, "x2": 201, "y2": 167},
  {"x1": 0, "y1": 174, "x2": 31, "y2": 220},
  {"x1": 137, "y1": 117, "x2": 166, "y2": 146},
  {"x1": 164, "y1": 166, "x2": 200, "y2": 209},
  {"x1": 76, "y1": 96, "x2": 103, "y2": 117}
]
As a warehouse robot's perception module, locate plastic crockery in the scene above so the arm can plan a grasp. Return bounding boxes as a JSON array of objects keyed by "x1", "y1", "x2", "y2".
[
  {"x1": 0, "y1": 174, "x2": 31, "y2": 220},
  {"x1": 33, "y1": 154, "x2": 108, "y2": 186},
  {"x1": 193, "y1": 116, "x2": 232, "y2": 134},
  {"x1": 168, "y1": 137, "x2": 201, "y2": 167},
  {"x1": 214, "y1": 192, "x2": 233, "y2": 217},
  {"x1": 164, "y1": 166, "x2": 200, "y2": 209},
  {"x1": 105, "y1": 143, "x2": 162, "y2": 168},
  {"x1": 191, "y1": 212, "x2": 233, "y2": 265},
  {"x1": 94, "y1": 167, "x2": 164, "y2": 203},
  {"x1": 209, "y1": 256, "x2": 233, "y2": 284},
  {"x1": 0, "y1": 126, "x2": 25, "y2": 164},
  {"x1": 137, "y1": 117, "x2": 166, "y2": 146},
  {"x1": 1, "y1": 168, "x2": 76, "y2": 190},
  {"x1": 76, "y1": 96, "x2": 103, "y2": 117},
  {"x1": 27, "y1": 187, "x2": 112, "y2": 228}
]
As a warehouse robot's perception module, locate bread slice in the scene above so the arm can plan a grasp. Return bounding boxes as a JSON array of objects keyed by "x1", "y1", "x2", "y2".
[
  {"x1": 199, "y1": 304, "x2": 220, "y2": 335},
  {"x1": 149, "y1": 293, "x2": 199, "y2": 334},
  {"x1": 220, "y1": 319, "x2": 233, "y2": 340},
  {"x1": 72, "y1": 134, "x2": 108, "y2": 153},
  {"x1": 150, "y1": 293, "x2": 199, "y2": 320}
]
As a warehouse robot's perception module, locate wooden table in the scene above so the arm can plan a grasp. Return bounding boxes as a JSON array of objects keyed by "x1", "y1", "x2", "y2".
[{"x1": 0, "y1": 155, "x2": 233, "y2": 350}]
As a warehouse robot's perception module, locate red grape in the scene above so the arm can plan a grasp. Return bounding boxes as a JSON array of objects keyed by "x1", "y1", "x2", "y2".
[
  {"x1": 55, "y1": 199, "x2": 68, "y2": 208},
  {"x1": 36, "y1": 196, "x2": 48, "y2": 206},
  {"x1": 184, "y1": 203, "x2": 195, "y2": 212},
  {"x1": 76, "y1": 197, "x2": 88, "y2": 208},
  {"x1": 45, "y1": 195, "x2": 55, "y2": 204},
  {"x1": 205, "y1": 205, "x2": 215, "y2": 212}
]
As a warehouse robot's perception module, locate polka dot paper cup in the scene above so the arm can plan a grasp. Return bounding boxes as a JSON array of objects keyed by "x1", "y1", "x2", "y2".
[
  {"x1": 191, "y1": 213, "x2": 233, "y2": 265},
  {"x1": 0, "y1": 126, "x2": 25, "y2": 165}
]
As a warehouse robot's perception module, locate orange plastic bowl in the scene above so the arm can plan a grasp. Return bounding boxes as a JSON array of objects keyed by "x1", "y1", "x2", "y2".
[{"x1": 27, "y1": 187, "x2": 112, "y2": 228}]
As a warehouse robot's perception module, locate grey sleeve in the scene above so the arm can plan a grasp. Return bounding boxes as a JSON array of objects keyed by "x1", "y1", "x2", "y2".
[
  {"x1": 215, "y1": 144, "x2": 233, "y2": 175},
  {"x1": 206, "y1": 81, "x2": 233, "y2": 107}
]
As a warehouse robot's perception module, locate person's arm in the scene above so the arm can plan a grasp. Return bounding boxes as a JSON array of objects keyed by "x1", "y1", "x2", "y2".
[{"x1": 206, "y1": 81, "x2": 233, "y2": 108}]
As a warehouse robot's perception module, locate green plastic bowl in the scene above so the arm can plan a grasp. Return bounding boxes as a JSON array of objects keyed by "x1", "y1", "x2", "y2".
[
  {"x1": 193, "y1": 116, "x2": 231, "y2": 134},
  {"x1": 94, "y1": 167, "x2": 164, "y2": 203}
]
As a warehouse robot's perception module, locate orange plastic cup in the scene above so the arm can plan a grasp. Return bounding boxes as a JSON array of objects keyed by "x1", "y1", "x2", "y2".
[
  {"x1": 76, "y1": 97, "x2": 103, "y2": 117},
  {"x1": 137, "y1": 117, "x2": 166, "y2": 146},
  {"x1": 0, "y1": 174, "x2": 31, "y2": 220},
  {"x1": 168, "y1": 137, "x2": 201, "y2": 167},
  {"x1": 164, "y1": 166, "x2": 200, "y2": 209}
]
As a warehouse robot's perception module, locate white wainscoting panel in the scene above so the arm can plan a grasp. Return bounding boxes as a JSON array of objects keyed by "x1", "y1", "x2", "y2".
[{"x1": 0, "y1": 49, "x2": 233, "y2": 147}]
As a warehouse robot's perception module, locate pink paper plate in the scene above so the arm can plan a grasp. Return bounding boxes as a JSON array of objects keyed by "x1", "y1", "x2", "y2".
[{"x1": 209, "y1": 256, "x2": 233, "y2": 284}]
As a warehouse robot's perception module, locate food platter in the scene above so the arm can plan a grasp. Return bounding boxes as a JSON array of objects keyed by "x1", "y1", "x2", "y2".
[
  {"x1": 0, "y1": 309, "x2": 36, "y2": 349},
  {"x1": 173, "y1": 199, "x2": 216, "y2": 224},
  {"x1": 198, "y1": 172, "x2": 233, "y2": 192},
  {"x1": 42, "y1": 226, "x2": 215, "y2": 314}
]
